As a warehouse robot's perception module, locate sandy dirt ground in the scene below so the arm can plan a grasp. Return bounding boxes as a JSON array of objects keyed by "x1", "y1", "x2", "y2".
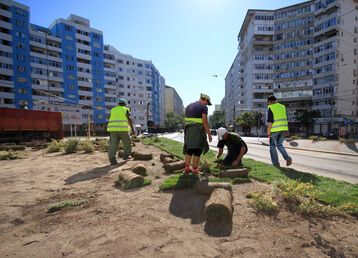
[{"x1": 0, "y1": 142, "x2": 358, "y2": 258}]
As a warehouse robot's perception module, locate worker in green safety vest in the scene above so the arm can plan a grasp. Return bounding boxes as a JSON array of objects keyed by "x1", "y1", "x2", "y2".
[
  {"x1": 267, "y1": 95, "x2": 292, "y2": 167},
  {"x1": 107, "y1": 98, "x2": 136, "y2": 165}
]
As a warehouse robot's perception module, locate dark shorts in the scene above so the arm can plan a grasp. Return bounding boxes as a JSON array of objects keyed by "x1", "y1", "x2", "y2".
[
  {"x1": 223, "y1": 142, "x2": 248, "y2": 166},
  {"x1": 186, "y1": 148, "x2": 202, "y2": 157}
]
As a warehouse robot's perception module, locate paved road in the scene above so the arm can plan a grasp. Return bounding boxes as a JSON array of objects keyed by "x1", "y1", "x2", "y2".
[{"x1": 163, "y1": 132, "x2": 358, "y2": 184}]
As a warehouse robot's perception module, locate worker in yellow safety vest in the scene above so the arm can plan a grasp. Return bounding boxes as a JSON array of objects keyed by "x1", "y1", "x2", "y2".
[
  {"x1": 107, "y1": 98, "x2": 135, "y2": 165},
  {"x1": 267, "y1": 95, "x2": 292, "y2": 167}
]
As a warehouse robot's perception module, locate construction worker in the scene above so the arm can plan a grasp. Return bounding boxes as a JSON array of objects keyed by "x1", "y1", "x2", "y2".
[
  {"x1": 183, "y1": 93, "x2": 212, "y2": 174},
  {"x1": 216, "y1": 127, "x2": 248, "y2": 168},
  {"x1": 267, "y1": 95, "x2": 292, "y2": 167},
  {"x1": 107, "y1": 98, "x2": 135, "y2": 165}
]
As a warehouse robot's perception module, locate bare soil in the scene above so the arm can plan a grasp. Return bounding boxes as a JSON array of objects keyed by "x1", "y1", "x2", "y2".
[{"x1": 0, "y1": 142, "x2": 357, "y2": 258}]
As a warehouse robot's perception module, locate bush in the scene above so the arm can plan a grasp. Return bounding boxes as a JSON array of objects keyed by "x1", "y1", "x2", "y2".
[
  {"x1": 308, "y1": 135, "x2": 319, "y2": 141},
  {"x1": 47, "y1": 140, "x2": 62, "y2": 153},
  {"x1": 63, "y1": 139, "x2": 79, "y2": 154},
  {"x1": 80, "y1": 140, "x2": 94, "y2": 153},
  {"x1": 97, "y1": 139, "x2": 109, "y2": 152},
  {"x1": 248, "y1": 192, "x2": 279, "y2": 215},
  {"x1": 0, "y1": 151, "x2": 19, "y2": 160}
]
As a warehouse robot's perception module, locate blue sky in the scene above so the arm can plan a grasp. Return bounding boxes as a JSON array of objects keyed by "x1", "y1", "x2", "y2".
[{"x1": 21, "y1": 0, "x2": 303, "y2": 114}]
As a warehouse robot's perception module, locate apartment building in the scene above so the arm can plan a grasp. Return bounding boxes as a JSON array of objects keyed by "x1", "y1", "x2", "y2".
[
  {"x1": 225, "y1": 0, "x2": 358, "y2": 136},
  {"x1": 0, "y1": 0, "x2": 166, "y2": 131},
  {"x1": 236, "y1": 10, "x2": 275, "y2": 121},
  {"x1": 164, "y1": 85, "x2": 183, "y2": 116},
  {"x1": 103, "y1": 45, "x2": 166, "y2": 129},
  {"x1": 274, "y1": 1, "x2": 314, "y2": 133}
]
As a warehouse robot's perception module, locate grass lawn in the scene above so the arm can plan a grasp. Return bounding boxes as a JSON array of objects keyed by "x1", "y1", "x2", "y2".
[{"x1": 142, "y1": 137, "x2": 358, "y2": 208}]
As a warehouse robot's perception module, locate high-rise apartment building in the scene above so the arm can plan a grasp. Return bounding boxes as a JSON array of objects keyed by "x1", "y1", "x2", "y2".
[
  {"x1": 225, "y1": 0, "x2": 358, "y2": 136},
  {"x1": 0, "y1": 0, "x2": 167, "y2": 132},
  {"x1": 164, "y1": 85, "x2": 183, "y2": 116}
]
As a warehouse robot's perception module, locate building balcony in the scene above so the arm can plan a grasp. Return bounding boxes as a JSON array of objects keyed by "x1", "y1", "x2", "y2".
[
  {"x1": 47, "y1": 74, "x2": 64, "y2": 82},
  {"x1": 32, "y1": 84, "x2": 48, "y2": 91},
  {"x1": 312, "y1": 104, "x2": 333, "y2": 110},
  {"x1": 79, "y1": 100, "x2": 92, "y2": 106},
  {"x1": 77, "y1": 53, "x2": 91, "y2": 61},
  {"x1": 30, "y1": 40, "x2": 47, "y2": 50},
  {"x1": 0, "y1": 103, "x2": 15, "y2": 108},
  {"x1": 0, "y1": 32, "x2": 11, "y2": 41},
  {"x1": 0, "y1": 44, "x2": 11, "y2": 53},
  {"x1": 0, "y1": 79, "x2": 13, "y2": 87},
  {"x1": 315, "y1": 1, "x2": 339, "y2": 16},
  {"x1": 47, "y1": 35, "x2": 61, "y2": 42},
  {"x1": 252, "y1": 88, "x2": 273, "y2": 93},
  {"x1": 76, "y1": 33, "x2": 90, "y2": 42},
  {"x1": 77, "y1": 71, "x2": 92, "y2": 79},
  {"x1": 0, "y1": 68, "x2": 13, "y2": 76},
  {"x1": 78, "y1": 90, "x2": 93, "y2": 97},
  {"x1": 252, "y1": 39, "x2": 273, "y2": 46},
  {"x1": 0, "y1": 20, "x2": 12, "y2": 30},
  {"x1": 30, "y1": 62, "x2": 48, "y2": 70},
  {"x1": 104, "y1": 66, "x2": 116, "y2": 73},
  {"x1": 0, "y1": 91, "x2": 14, "y2": 99},
  {"x1": 78, "y1": 80, "x2": 92, "y2": 87},
  {"x1": 104, "y1": 58, "x2": 116, "y2": 65},
  {"x1": 252, "y1": 98, "x2": 267, "y2": 103},
  {"x1": 47, "y1": 45, "x2": 62, "y2": 52},
  {"x1": 0, "y1": 9, "x2": 12, "y2": 18},
  {"x1": 104, "y1": 75, "x2": 116, "y2": 81},
  {"x1": 104, "y1": 84, "x2": 116, "y2": 90},
  {"x1": 76, "y1": 43, "x2": 91, "y2": 51}
]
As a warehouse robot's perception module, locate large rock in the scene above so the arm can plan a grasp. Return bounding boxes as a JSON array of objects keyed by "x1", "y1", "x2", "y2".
[{"x1": 131, "y1": 164, "x2": 147, "y2": 176}]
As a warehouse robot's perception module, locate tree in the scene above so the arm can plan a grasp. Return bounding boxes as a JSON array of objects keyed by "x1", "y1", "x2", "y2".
[
  {"x1": 209, "y1": 111, "x2": 225, "y2": 129},
  {"x1": 165, "y1": 112, "x2": 184, "y2": 131},
  {"x1": 236, "y1": 112, "x2": 256, "y2": 135},
  {"x1": 295, "y1": 110, "x2": 320, "y2": 137}
]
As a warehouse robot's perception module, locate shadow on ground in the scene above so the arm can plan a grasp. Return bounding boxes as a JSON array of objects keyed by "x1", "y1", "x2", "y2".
[
  {"x1": 345, "y1": 142, "x2": 358, "y2": 153},
  {"x1": 204, "y1": 220, "x2": 233, "y2": 237},
  {"x1": 289, "y1": 141, "x2": 299, "y2": 147},
  {"x1": 279, "y1": 167, "x2": 321, "y2": 185},
  {"x1": 169, "y1": 189, "x2": 209, "y2": 225},
  {"x1": 64, "y1": 160, "x2": 127, "y2": 185}
]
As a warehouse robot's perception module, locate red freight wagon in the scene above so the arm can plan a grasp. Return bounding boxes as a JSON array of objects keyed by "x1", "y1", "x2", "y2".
[{"x1": 0, "y1": 108, "x2": 63, "y2": 143}]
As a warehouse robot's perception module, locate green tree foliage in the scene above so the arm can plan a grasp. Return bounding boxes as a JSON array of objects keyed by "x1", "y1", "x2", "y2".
[
  {"x1": 209, "y1": 111, "x2": 225, "y2": 128},
  {"x1": 165, "y1": 112, "x2": 184, "y2": 130},
  {"x1": 236, "y1": 112, "x2": 262, "y2": 135},
  {"x1": 295, "y1": 110, "x2": 320, "y2": 136}
]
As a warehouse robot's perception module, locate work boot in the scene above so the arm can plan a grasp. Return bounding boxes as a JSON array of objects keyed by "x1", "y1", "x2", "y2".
[{"x1": 286, "y1": 159, "x2": 292, "y2": 166}]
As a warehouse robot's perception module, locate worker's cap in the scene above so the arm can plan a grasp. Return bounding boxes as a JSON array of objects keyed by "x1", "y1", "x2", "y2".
[
  {"x1": 200, "y1": 93, "x2": 212, "y2": 106},
  {"x1": 217, "y1": 127, "x2": 228, "y2": 140},
  {"x1": 118, "y1": 98, "x2": 128, "y2": 105}
]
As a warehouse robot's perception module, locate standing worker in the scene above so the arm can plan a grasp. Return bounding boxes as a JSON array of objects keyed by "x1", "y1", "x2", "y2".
[
  {"x1": 107, "y1": 98, "x2": 136, "y2": 165},
  {"x1": 267, "y1": 95, "x2": 292, "y2": 167},
  {"x1": 183, "y1": 93, "x2": 212, "y2": 174},
  {"x1": 216, "y1": 127, "x2": 248, "y2": 168}
]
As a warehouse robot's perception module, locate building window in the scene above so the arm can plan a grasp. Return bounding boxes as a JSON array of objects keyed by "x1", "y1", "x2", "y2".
[{"x1": 17, "y1": 66, "x2": 25, "y2": 72}]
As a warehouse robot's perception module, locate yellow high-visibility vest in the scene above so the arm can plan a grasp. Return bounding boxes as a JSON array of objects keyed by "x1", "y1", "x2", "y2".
[
  {"x1": 269, "y1": 103, "x2": 288, "y2": 133},
  {"x1": 184, "y1": 117, "x2": 203, "y2": 124},
  {"x1": 107, "y1": 106, "x2": 130, "y2": 132}
]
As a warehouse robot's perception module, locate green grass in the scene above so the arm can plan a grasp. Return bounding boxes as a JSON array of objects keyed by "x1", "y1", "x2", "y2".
[
  {"x1": 144, "y1": 137, "x2": 358, "y2": 209},
  {"x1": 47, "y1": 199, "x2": 88, "y2": 213}
]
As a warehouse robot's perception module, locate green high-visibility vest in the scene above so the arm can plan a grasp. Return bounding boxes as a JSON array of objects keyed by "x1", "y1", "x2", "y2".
[
  {"x1": 107, "y1": 106, "x2": 130, "y2": 132},
  {"x1": 268, "y1": 103, "x2": 288, "y2": 133},
  {"x1": 184, "y1": 117, "x2": 203, "y2": 124}
]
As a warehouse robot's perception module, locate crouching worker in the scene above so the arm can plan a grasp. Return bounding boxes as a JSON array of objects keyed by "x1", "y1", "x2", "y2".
[{"x1": 216, "y1": 127, "x2": 248, "y2": 168}]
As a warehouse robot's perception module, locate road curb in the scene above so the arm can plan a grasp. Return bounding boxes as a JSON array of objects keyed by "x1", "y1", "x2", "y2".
[{"x1": 245, "y1": 141, "x2": 358, "y2": 157}]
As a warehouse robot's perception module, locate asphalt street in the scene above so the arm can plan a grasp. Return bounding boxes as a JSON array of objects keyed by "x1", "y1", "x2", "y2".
[{"x1": 163, "y1": 132, "x2": 358, "y2": 184}]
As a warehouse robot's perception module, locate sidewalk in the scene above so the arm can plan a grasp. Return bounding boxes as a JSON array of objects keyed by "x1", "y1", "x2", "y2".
[{"x1": 243, "y1": 137, "x2": 358, "y2": 157}]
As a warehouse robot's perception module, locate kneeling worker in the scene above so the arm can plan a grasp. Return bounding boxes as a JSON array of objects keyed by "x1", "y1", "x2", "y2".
[{"x1": 216, "y1": 127, "x2": 248, "y2": 168}]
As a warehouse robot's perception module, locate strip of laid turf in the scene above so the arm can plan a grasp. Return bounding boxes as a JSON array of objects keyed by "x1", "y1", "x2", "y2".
[{"x1": 143, "y1": 137, "x2": 358, "y2": 207}]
